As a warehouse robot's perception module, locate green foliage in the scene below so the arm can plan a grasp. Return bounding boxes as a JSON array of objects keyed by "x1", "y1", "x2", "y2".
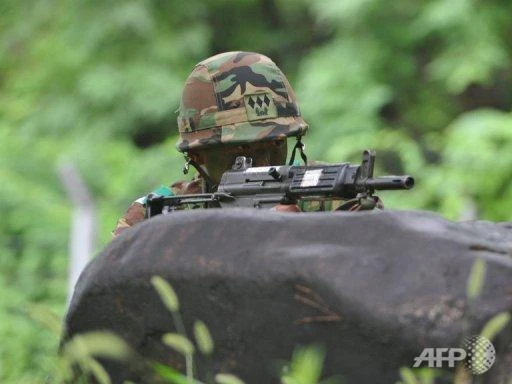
[
  {"x1": 62, "y1": 332, "x2": 132, "y2": 362},
  {"x1": 298, "y1": 0, "x2": 512, "y2": 219},
  {"x1": 480, "y1": 312, "x2": 511, "y2": 342},
  {"x1": 152, "y1": 276, "x2": 246, "y2": 384},
  {"x1": 396, "y1": 365, "x2": 457, "y2": 384},
  {"x1": 193, "y1": 320, "x2": 214, "y2": 356},
  {"x1": 25, "y1": 305, "x2": 133, "y2": 384},
  {"x1": 397, "y1": 367, "x2": 441, "y2": 384},
  {"x1": 280, "y1": 344, "x2": 342, "y2": 384},
  {"x1": 56, "y1": 331, "x2": 132, "y2": 384},
  {"x1": 466, "y1": 259, "x2": 487, "y2": 301},
  {"x1": 398, "y1": 367, "x2": 420, "y2": 384},
  {"x1": 281, "y1": 345, "x2": 326, "y2": 384},
  {"x1": 1, "y1": 0, "x2": 512, "y2": 382},
  {"x1": 162, "y1": 333, "x2": 196, "y2": 356},
  {"x1": 152, "y1": 276, "x2": 181, "y2": 312},
  {"x1": 152, "y1": 278, "x2": 332, "y2": 384},
  {"x1": 153, "y1": 363, "x2": 202, "y2": 384},
  {"x1": 215, "y1": 373, "x2": 246, "y2": 384}
]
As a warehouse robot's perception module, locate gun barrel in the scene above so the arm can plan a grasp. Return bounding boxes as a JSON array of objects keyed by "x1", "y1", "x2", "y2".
[{"x1": 365, "y1": 176, "x2": 414, "y2": 190}]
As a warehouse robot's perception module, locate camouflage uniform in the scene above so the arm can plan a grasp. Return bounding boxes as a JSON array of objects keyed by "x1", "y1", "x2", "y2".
[
  {"x1": 113, "y1": 180, "x2": 203, "y2": 237},
  {"x1": 113, "y1": 51, "x2": 309, "y2": 236}
]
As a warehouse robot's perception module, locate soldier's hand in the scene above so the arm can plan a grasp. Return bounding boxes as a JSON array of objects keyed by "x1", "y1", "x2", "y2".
[{"x1": 271, "y1": 204, "x2": 301, "y2": 213}]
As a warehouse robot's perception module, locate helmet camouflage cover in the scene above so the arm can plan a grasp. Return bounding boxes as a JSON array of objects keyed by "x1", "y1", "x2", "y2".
[{"x1": 177, "y1": 51, "x2": 308, "y2": 152}]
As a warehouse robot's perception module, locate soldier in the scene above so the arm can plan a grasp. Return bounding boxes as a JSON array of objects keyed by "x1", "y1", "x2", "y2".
[{"x1": 113, "y1": 51, "x2": 309, "y2": 236}]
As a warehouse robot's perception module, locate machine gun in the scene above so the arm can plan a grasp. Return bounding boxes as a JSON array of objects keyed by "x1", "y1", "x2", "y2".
[{"x1": 146, "y1": 150, "x2": 414, "y2": 217}]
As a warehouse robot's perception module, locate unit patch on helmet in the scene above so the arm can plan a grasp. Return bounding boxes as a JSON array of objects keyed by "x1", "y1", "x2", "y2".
[{"x1": 244, "y1": 93, "x2": 278, "y2": 121}]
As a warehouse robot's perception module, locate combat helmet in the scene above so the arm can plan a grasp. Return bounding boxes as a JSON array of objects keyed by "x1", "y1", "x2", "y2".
[{"x1": 177, "y1": 51, "x2": 308, "y2": 153}]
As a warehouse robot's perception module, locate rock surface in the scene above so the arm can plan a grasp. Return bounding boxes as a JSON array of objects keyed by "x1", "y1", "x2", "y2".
[{"x1": 64, "y1": 209, "x2": 512, "y2": 383}]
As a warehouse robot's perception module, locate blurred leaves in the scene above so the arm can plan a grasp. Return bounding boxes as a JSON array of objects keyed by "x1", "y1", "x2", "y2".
[
  {"x1": 59, "y1": 331, "x2": 133, "y2": 384},
  {"x1": 480, "y1": 312, "x2": 511, "y2": 342},
  {"x1": 193, "y1": 320, "x2": 214, "y2": 355},
  {"x1": 397, "y1": 367, "x2": 443, "y2": 384},
  {"x1": 398, "y1": 367, "x2": 420, "y2": 384},
  {"x1": 153, "y1": 362, "x2": 203, "y2": 384},
  {"x1": 152, "y1": 276, "x2": 180, "y2": 313},
  {"x1": 281, "y1": 345, "x2": 327, "y2": 384},
  {"x1": 162, "y1": 333, "x2": 195, "y2": 356},
  {"x1": 466, "y1": 259, "x2": 486, "y2": 301},
  {"x1": 25, "y1": 303, "x2": 62, "y2": 335},
  {"x1": 62, "y1": 331, "x2": 133, "y2": 362},
  {"x1": 215, "y1": 373, "x2": 247, "y2": 384}
]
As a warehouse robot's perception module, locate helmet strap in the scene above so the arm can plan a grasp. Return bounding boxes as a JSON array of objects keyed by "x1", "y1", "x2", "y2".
[
  {"x1": 183, "y1": 155, "x2": 217, "y2": 192},
  {"x1": 182, "y1": 157, "x2": 191, "y2": 174},
  {"x1": 288, "y1": 136, "x2": 308, "y2": 166}
]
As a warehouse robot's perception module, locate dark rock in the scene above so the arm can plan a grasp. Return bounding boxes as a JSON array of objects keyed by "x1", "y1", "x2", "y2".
[{"x1": 64, "y1": 209, "x2": 512, "y2": 383}]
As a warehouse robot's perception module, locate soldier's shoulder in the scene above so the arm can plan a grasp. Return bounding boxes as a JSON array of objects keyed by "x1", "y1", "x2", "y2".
[{"x1": 112, "y1": 178, "x2": 203, "y2": 237}]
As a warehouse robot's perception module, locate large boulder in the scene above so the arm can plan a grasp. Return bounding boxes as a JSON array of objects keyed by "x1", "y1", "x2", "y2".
[{"x1": 64, "y1": 209, "x2": 512, "y2": 383}]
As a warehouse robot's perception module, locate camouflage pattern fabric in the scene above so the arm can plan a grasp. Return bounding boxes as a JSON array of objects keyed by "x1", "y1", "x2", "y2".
[
  {"x1": 177, "y1": 51, "x2": 308, "y2": 152},
  {"x1": 112, "y1": 179, "x2": 203, "y2": 237},
  {"x1": 299, "y1": 199, "x2": 342, "y2": 212}
]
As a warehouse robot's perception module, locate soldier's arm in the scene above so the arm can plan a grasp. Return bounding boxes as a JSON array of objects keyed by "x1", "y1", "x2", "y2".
[
  {"x1": 112, "y1": 180, "x2": 203, "y2": 237},
  {"x1": 112, "y1": 186, "x2": 174, "y2": 237},
  {"x1": 112, "y1": 201, "x2": 146, "y2": 237}
]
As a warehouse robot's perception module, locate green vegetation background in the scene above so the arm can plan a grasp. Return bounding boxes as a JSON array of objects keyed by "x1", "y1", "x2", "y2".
[{"x1": 1, "y1": 0, "x2": 511, "y2": 382}]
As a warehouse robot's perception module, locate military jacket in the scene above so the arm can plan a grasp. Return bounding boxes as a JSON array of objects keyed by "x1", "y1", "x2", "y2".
[{"x1": 112, "y1": 179, "x2": 203, "y2": 237}]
